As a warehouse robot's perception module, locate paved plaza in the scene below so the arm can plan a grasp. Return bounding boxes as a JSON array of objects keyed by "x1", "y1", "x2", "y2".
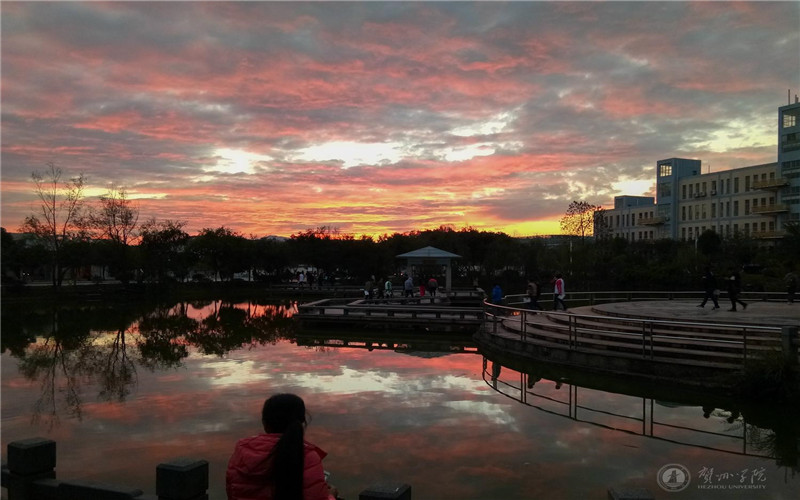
[{"x1": 590, "y1": 300, "x2": 800, "y2": 328}]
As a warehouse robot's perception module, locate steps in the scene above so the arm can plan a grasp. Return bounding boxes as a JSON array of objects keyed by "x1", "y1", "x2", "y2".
[{"x1": 494, "y1": 305, "x2": 783, "y2": 371}]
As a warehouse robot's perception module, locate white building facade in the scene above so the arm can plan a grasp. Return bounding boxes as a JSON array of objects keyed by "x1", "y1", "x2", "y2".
[{"x1": 601, "y1": 101, "x2": 800, "y2": 242}]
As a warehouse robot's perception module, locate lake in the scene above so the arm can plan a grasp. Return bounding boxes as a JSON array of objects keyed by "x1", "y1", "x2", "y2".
[{"x1": 1, "y1": 298, "x2": 797, "y2": 499}]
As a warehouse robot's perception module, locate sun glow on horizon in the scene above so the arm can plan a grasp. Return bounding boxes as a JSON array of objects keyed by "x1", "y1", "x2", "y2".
[{"x1": 210, "y1": 148, "x2": 273, "y2": 175}]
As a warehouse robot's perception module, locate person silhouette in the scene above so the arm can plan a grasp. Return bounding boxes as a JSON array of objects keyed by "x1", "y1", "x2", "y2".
[{"x1": 227, "y1": 394, "x2": 338, "y2": 500}]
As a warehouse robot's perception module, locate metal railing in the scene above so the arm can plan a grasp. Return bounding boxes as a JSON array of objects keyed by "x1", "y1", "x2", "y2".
[{"x1": 482, "y1": 297, "x2": 786, "y2": 368}]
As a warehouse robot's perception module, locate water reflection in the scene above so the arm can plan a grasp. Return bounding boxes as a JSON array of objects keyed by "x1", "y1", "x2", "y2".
[
  {"x1": 482, "y1": 356, "x2": 800, "y2": 472},
  {"x1": 2, "y1": 299, "x2": 799, "y2": 498},
  {"x1": 1, "y1": 299, "x2": 297, "y2": 427}
]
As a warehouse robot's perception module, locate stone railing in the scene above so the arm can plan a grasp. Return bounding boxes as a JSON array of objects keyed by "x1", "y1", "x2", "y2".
[{"x1": 1, "y1": 438, "x2": 411, "y2": 500}]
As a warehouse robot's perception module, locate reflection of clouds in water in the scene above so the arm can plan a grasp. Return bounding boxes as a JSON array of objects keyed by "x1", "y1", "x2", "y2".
[
  {"x1": 288, "y1": 368, "x2": 485, "y2": 397},
  {"x1": 201, "y1": 359, "x2": 271, "y2": 387},
  {"x1": 443, "y1": 400, "x2": 518, "y2": 429}
]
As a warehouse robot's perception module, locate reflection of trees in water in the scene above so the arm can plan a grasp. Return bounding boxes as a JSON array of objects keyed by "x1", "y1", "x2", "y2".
[
  {"x1": 5, "y1": 299, "x2": 299, "y2": 425},
  {"x1": 185, "y1": 300, "x2": 296, "y2": 356},
  {"x1": 18, "y1": 337, "x2": 86, "y2": 429},
  {"x1": 136, "y1": 303, "x2": 195, "y2": 370}
]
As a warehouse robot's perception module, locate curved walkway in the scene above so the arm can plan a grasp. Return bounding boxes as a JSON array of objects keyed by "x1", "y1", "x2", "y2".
[
  {"x1": 476, "y1": 299, "x2": 800, "y2": 388},
  {"x1": 588, "y1": 299, "x2": 800, "y2": 328}
]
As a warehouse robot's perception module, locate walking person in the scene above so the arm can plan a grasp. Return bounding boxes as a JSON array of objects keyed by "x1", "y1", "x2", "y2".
[
  {"x1": 364, "y1": 275, "x2": 374, "y2": 300},
  {"x1": 427, "y1": 277, "x2": 438, "y2": 297},
  {"x1": 785, "y1": 267, "x2": 797, "y2": 304},
  {"x1": 226, "y1": 393, "x2": 338, "y2": 500},
  {"x1": 525, "y1": 277, "x2": 542, "y2": 310},
  {"x1": 726, "y1": 268, "x2": 747, "y2": 312},
  {"x1": 553, "y1": 272, "x2": 567, "y2": 311},
  {"x1": 384, "y1": 277, "x2": 394, "y2": 298},
  {"x1": 490, "y1": 283, "x2": 503, "y2": 305},
  {"x1": 403, "y1": 274, "x2": 414, "y2": 298},
  {"x1": 697, "y1": 266, "x2": 720, "y2": 309}
]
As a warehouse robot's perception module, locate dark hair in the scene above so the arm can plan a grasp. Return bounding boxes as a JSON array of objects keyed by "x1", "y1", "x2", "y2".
[{"x1": 262, "y1": 394, "x2": 308, "y2": 500}]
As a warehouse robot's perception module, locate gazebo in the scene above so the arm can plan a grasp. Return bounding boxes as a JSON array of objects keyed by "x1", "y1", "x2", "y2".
[{"x1": 396, "y1": 246, "x2": 461, "y2": 292}]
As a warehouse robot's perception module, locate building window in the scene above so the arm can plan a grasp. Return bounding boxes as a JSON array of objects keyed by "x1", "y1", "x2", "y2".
[
  {"x1": 745, "y1": 199, "x2": 750, "y2": 215},
  {"x1": 744, "y1": 223, "x2": 749, "y2": 235},
  {"x1": 733, "y1": 201, "x2": 739, "y2": 216},
  {"x1": 726, "y1": 202, "x2": 730, "y2": 217},
  {"x1": 682, "y1": 206, "x2": 686, "y2": 221},
  {"x1": 726, "y1": 179, "x2": 731, "y2": 193},
  {"x1": 711, "y1": 203, "x2": 716, "y2": 218},
  {"x1": 734, "y1": 177, "x2": 739, "y2": 193},
  {"x1": 682, "y1": 185, "x2": 687, "y2": 199},
  {"x1": 745, "y1": 176, "x2": 750, "y2": 191},
  {"x1": 711, "y1": 180, "x2": 717, "y2": 194},
  {"x1": 659, "y1": 164, "x2": 672, "y2": 177}
]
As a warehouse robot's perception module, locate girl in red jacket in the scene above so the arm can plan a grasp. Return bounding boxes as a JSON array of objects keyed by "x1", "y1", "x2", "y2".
[{"x1": 226, "y1": 394, "x2": 338, "y2": 500}]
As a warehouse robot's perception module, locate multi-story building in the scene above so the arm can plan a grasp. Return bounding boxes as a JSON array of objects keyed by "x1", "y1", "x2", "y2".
[{"x1": 600, "y1": 101, "x2": 800, "y2": 242}]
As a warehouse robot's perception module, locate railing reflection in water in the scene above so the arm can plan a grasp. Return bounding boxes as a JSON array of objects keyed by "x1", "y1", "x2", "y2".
[{"x1": 481, "y1": 357, "x2": 773, "y2": 460}]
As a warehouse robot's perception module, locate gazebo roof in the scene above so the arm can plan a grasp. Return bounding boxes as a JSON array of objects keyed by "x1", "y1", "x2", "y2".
[{"x1": 396, "y1": 246, "x2": 461, "y2": 259}]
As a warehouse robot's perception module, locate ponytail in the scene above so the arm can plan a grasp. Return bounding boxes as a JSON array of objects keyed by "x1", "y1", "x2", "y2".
[
  {"x1": 262, "y1": 394, "x2": 308, "y2": 500},
  {"x1": 272, "y1": 419, "x2": 305, "y2": 500}
]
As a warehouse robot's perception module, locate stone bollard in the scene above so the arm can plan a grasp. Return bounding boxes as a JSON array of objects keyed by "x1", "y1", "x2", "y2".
[
  {"x1": 5, "y1": 437, "x2": 57, "y2": 500},
  {"x1": 782, "y1": 326, "x2": 799, "y2": 366},
  {"x1": 156, "y1": 458, "x2": 209, "y2": 500},
  {"x1": 359, "y1": 483, "x2": 411, "y2": 500}
]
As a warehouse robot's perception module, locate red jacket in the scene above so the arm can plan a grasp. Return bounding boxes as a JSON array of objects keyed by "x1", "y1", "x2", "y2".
[{"x1": 226, "y1": 433, "x2": 335, "y2": 500}]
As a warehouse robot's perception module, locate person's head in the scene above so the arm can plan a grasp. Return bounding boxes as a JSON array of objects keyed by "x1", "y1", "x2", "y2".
[
  {"x1": 555, "y1": 272, "x2": 562, "y2": 279},
  {"x1": 262, "y1": 393, "x2": 307, "y2": 434}
]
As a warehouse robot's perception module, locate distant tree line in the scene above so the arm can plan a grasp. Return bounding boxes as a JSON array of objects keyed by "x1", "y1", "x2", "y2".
[{"x1": 2, "y1": 163, "x2": 798, "y2": 293}]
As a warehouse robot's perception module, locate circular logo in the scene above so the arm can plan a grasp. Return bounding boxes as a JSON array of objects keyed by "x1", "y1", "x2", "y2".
[{"x1": 657, "y1": 463, "x2": 691, "y2": 492}]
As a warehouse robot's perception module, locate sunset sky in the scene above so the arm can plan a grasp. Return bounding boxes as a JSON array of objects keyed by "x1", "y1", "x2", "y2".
[{"x1": 2, "y1": 1, "x2": 798, "y2": 238}]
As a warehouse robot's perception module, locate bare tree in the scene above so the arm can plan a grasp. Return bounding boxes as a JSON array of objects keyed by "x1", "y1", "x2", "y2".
[
  {"x1": 90, "y1": 187, "x2": 139, "y2": 282},
  {"x1": 21, "y1": 162, "x2": 86, "y2": 286},
  {"x1": 560, "y1": 200, "x2": 601, "y2": 242},
  {"x1": 91, "y1": 187, "x2": 139, "y2": 245}
]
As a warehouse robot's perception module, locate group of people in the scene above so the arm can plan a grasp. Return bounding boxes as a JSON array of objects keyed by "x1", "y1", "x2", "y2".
[
  {"x1": 400, "y1": 274, "x2": 439, "y2": 298},
  {"x1": 697, "y1": 266, "x2": 748, "y2": 312},
  {"x1": 490, "y1": 272, "x2": 568, "y2": 312}
]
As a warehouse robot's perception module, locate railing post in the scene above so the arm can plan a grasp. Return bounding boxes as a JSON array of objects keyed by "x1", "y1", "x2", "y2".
[
  {"x1": 641, "y1": 322, "x2": 646, "y2": 357},
  {"x1": 781, "y1": 326, "x2": 799, "y2": 366},
  {"x1": 743, "y1": 328, "x2": 748, "y2": 364},
  {"x1": 569, "y1": 314, "x2": 574, "y2": 349},
  {"x1": 156, "y1": 458, "x2": 209, "y2": 500},
  {"x1": 4, "y1": 438, "x2": 57, "y2": 500}
]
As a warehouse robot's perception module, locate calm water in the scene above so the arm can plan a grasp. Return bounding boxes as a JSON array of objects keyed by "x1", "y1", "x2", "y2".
[{"x1": 1, "y1": 299, "x2": 798, "y2": 499}]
